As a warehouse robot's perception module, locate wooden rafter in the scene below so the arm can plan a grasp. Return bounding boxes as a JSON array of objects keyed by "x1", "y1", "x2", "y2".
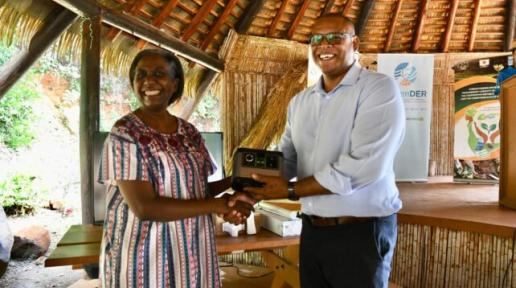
[
  {"x1": 51, "y1": 0, "x2": 224, "y2": 71},
  {"x1": 468, "y1": 0, "x2": 482, "y2": 51},
  {"x1": 323, "y1": 0, "x2": 336, "y2": 15},
  {"x1": 287, "y1": 0, "x2": 310, "y2": 39},
  {"x1": 385, "y1": 0, "x2": 403, "y2": 52},
  {"x1": 342, "y1": 0, "x2": 355, "y2": 18},
  {"x1": 201, "y1": 0, "x2": 239, "y2": 50},
  {"x1": 505, "y1": 0, "x2": 516, "y2": 50},
  {"x1": 105, "y1": 0, "x2": 146, "y2": 41},
  {"x1": 181, "y1": 0, "x2": 218, "y2": 42},
  {"x1": 355, "y1": 0, "x2": 375, "y2": 37},
  {"x1": 0, "y1": 6, "x2": 77, "y2": 99},
  {"x1": 135, "y1": 0, "x2": 179, "y2": 49},
  {"x1": 412, "y1": 0, "x2": 429, "y2": 52},
  {"x1": 442, "y1": 0, "x2": 459, "y2": 52},
  {"x1": 268, "y1": 0, "x2": 290, "y2": 37},
  {"x1": 235, "y1": 0, "x2": 265, "y2": 34}
]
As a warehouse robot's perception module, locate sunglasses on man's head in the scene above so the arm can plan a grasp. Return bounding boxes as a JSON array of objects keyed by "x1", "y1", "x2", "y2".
[{"x1": 309, "y1": 32, "x2": 355, "y2": 46}]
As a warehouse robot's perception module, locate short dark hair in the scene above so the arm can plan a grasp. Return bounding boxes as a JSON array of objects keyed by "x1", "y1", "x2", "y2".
[
  {"x1": 316, "y1": 13, "x2": 356, "y2": 34},
  {"x1": 129, "y1": 49, "x2": 185, "y2": 105}
]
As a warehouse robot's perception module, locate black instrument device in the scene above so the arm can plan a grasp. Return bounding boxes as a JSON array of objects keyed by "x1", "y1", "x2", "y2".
[{"x1": 231, "y1": 148, "x2": 284, "y2": 191}]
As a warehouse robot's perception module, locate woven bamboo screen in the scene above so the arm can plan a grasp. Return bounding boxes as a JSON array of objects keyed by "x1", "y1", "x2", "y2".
[
  {"x1": 217, "y1": 30, "x2": 308, "y2": 170},
  {"x1": 392, "y1": 223, "x2": 516, "y2": 287}
]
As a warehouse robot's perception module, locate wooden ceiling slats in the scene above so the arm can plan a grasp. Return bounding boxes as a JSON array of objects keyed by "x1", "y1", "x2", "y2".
[
  {"x1": 442, "y1": 0, "x2": 459, "y2": 52},
  {"x1": 342, "y1": 0, "x2": 355, "y2": 17},
  {"x1": 79, "y1": 0, "x2": 510, "y2": 58},
  {"x1": 181, "y1": 0, "x2": 219, "y2": 42},
  {"x1": 105, "y1": 0, "x2": 147, "y2": 41},
  {"x1": 323, "y1": 0, "x2": 336, "y2": 14},
  {"x1": 201, "y1": 0, "x2": 240, "y2": 50},
  {"x1": 287, "y1": 0, "x2": 310, "y2": 39},
  {"x1": 268, "y1": 0, "x2": 290, "y2": 37},
  {"x1": 385, "y1": 0, "x2": 404, "y2": 52},
  {"x1": 135, "y1": 0, "x2": 180, "y2": 49},
  {"x1": 412, "y1": 0, "x2": 428, "y2": 52}
]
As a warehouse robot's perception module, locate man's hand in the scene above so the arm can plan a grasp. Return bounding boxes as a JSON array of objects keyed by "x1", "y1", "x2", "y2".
[
  {"x1": 221, "y1": 192, "x2": 258, "y2": 225},
  {"x1": 243, "y1": 174, "x2": 288, "y2": 200}
]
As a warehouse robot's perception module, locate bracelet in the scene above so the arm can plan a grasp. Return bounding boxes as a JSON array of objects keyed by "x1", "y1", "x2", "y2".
[{"x1": 287, "y1": 182, "x2": 299, "y2": 201}]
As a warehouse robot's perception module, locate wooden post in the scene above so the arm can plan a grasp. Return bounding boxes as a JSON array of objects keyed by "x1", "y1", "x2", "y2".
[
  {"x1": 0, "y1": 6, "x2": 76, "y2": 100},
  {"x1": 80, "y1": 14, "x2": 101, "y2": 225}
]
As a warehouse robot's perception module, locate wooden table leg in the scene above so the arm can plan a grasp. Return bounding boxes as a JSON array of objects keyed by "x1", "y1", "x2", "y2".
[{"x1": 262, "y1": 245, "x2": 300, "y2": 288}]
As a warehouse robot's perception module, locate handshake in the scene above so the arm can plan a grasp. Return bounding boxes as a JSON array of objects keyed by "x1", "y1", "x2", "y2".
[
  {"x1": 219, "y1": 173, "x2": 290, "y2": 225},
  {"x1": 219, "y1": 192, "x2": 258, "y2": 225}
]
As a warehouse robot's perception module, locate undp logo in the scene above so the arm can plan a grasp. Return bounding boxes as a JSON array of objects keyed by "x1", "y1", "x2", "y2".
[{"x1": 394, "y1": 62, "x2": 417, "y2": 87}]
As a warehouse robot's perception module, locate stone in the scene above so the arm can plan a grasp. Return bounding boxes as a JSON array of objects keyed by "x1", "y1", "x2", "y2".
[{"x1": 11, "y1": 225, "x2": 50, "y2": 259}]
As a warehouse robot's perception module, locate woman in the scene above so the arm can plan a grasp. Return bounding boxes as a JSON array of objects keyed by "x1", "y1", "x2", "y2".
[{"x1": 98, "y1": 49, "x2": 253, "y2": 288}]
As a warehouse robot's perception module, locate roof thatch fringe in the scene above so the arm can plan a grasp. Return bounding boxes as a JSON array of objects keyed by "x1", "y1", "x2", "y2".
[
  {"x1": 0, "y1": 3, "x2": 205, "y2": 82},
  {"x1": 224, "y1": 61, "x2": 307, "y2": 174},
  {"x1": 0, "y1": 4, "x2": 43, "y2": 48}
]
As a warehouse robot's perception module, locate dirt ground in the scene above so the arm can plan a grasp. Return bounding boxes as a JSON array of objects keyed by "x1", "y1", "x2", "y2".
[{"x1": 0, "y1": 208, "x2": 91, "y2": 288}]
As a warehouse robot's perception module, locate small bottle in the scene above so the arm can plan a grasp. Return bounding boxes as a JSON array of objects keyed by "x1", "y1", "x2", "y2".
[{"x1": 246, "y1": 212, "x2": 256, "y2": 235}]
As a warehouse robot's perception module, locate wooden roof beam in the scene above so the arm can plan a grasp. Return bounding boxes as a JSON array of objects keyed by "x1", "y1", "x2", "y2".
[
  {"x1": 235, "y1": 0, "x2": 265, "y2": 34},
  {"x1": 287, "y1": 0, "x2": 311, "y2": 39},
  {"x1": 135, "y1": 0, "x2": 179, "y2": 49},
  {"x1": 323, "y1": 0, "x2": 336, "y2": 15},
  {"x1": 385, "y1": 0, "x2": 403, "y2": 52},
  {"x1": 0, "y1": 6, "x2": 77, "y2": 100},
  {"x1": 268, "y1": 0, "x2": 290, "y2": 37},
  {"x1": 51, "y1": 0, "x2": 224, "y2": 72},
  {"x1": 201, "y1": 0, "x2": 239, "y2": 50},
  {"x1": 105, "y1": 0, "x2": 146, "y2": 41},
  {"x1": 442, "y1": 0, "x2": 459, "y2": 52},
  {"x1": 468, "y1": 0, "x2": 482, "y2": 51},
  {"x1": 504, "y1": 0, "x2": 515, "y2": 50},
  {"x1": 355, "y1": 0, "x2": 375, "y2": 37},
  {"x1": 412, "y1": 0, "x2": 429, "y2": 52},
  {"x1": 342, "y1": 0, "x2": 355, "y2": 18},
  {"x1": 181, "y1": 0, "x2": 218, "y2": 42}
]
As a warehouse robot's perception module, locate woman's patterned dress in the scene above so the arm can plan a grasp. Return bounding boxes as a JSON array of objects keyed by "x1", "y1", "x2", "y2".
[{"x1": 98, "y1": 113, "x2": 219, "y2": 288}]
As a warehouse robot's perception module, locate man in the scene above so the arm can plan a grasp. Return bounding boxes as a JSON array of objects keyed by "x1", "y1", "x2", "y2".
[
  {"x1": 242, "y1": 14, "x2": 405, "y2": 287},
  {"x1": 494, "y1": 47, "x2": 516, "y2": 95}
]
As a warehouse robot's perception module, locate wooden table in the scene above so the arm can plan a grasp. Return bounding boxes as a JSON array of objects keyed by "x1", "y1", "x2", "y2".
[{"x1": 45, "y1": 225, "x2": 300, "y2": 288}]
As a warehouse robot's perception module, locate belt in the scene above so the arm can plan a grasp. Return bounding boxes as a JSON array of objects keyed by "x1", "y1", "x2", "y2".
[{"x1": 302, "y1": 214, "x2": 374, "y2": 227}]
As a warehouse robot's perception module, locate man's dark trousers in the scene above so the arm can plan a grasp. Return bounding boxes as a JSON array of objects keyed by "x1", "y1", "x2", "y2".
[{"x1": 299, "y1": 214, "x2": 397, "y2": 288}]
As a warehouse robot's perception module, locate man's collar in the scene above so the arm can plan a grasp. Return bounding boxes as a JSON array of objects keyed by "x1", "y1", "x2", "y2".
[{"x1": 314, "y1": 61, "x2": 362, "y2": 94}]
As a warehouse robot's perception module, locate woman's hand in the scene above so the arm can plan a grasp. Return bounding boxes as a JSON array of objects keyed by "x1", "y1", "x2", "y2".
[{"x1": 221, "y1": 192, "x2": 258, "y2": 225}]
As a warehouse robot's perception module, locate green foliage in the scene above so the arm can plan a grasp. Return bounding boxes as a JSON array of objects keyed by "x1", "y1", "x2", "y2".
[
  {"x1": 0, "y1": 174, "x2": 39, "y2": 216},
  {"x1": 190, "y1": 90, "x2": 220, "y2": 132},
  {"x1": 0, "y1": 43, "x2": 39, "y2": 148},
  {"x1": 0, "y1": 75, "x2": 39, "y2": 148}
]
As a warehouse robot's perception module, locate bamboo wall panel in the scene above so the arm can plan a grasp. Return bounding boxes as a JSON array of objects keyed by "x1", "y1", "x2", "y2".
[
  {"x1": 391, "y1": 222, "x2": 516, "y2": 287},
  {"x1": 218, "y1": 30, "x2": 308, "y2": 166}
]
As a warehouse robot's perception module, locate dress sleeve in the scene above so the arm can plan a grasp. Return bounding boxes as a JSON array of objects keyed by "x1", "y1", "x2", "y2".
[{"x1": 98, "y1": 125, "x2": 150, "y2": 185}]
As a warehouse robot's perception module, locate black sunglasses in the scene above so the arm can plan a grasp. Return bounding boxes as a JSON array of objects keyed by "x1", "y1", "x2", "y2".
[{"x1": 309, "y1": 32, "x2": 355, "y2": 46}]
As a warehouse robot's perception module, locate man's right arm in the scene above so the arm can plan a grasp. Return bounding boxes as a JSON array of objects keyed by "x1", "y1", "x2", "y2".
[{"x1": 279, "y1": 102, "x2": 297, "y2": 181}]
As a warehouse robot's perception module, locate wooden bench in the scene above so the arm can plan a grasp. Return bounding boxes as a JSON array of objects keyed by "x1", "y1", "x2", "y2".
[{"x1": 45, "y1": 224, "x2": 300, "y2": 288}]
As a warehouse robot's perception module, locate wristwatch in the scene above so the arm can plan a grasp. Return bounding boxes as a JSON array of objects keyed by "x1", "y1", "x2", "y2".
[{"x1": 287, "y1": 182, "x2": 299, "y2": 201}]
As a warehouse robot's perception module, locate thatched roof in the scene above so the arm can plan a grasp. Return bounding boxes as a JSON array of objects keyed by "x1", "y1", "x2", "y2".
[{"x1": 1, "y1": 0, "x2": 515, "y2": 78}]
